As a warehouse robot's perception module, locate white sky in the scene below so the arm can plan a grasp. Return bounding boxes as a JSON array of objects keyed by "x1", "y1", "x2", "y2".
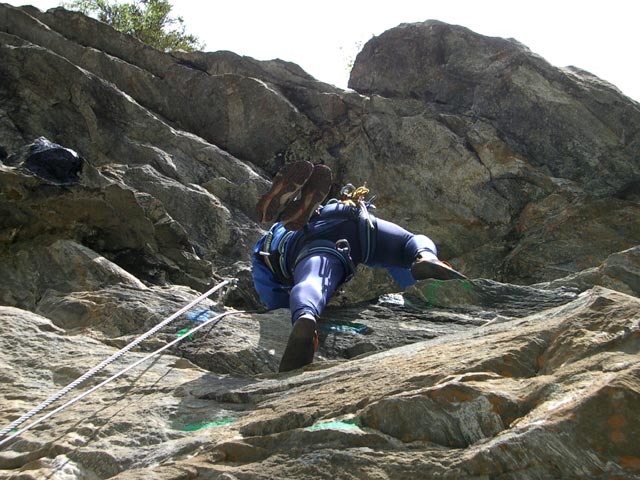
[{"x1": 7, "y1": 0, "x2": 640, "y2": 102}]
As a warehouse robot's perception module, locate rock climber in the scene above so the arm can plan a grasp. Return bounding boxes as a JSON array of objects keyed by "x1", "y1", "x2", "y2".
[{"x1": 252, "y1": 161, "x2": 466, "y2": 372}]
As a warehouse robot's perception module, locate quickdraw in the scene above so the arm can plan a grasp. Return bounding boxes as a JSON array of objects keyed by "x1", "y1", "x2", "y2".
[
  {"x1": 339, "y1": 183, "x2": 370, "y2": 206},
  {"x1": 339, "y1": 183, "x2": 376, "y2": 230}
]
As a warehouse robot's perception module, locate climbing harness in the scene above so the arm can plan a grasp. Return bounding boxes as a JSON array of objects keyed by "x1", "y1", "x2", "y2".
[
  {"x1": 335, "y1": 238, "x2": 357, "y2": 281},
  {"x1": 0, "y1": 278, "x2": 239, "y2": 448},
  {"x1": 294, "y1": 238, "x2": 357, "y2": 283},
  {"x1": 259, "y1": 182, "x2": 377, "y2": 281},
  {"x1": 252, "y1": 182, "x2": 379, "y2": 308},
  {"x1": 259, "y1": 223, "x2": 296, "y2": 285}
]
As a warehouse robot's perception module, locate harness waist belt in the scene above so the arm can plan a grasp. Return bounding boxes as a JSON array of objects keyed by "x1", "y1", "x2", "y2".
[{"x1": 259, "y1": 224, "x2": 295, "y2": 285}]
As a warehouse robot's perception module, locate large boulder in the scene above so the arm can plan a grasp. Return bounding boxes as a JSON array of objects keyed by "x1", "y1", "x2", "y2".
[
  {"x1": 348, "y1": 20, "x2": 640, "y2": 281},
  {"x1": 350, "y1": 20, "x2": 639, "y2": 195}
]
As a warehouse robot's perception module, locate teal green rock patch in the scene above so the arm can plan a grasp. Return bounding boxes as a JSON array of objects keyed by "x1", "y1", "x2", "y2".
[
  {"x1": 406, "y1": 278, "x2": 476, "y2": 308},
  {"x1": 319, "y1": 322, "x2": 368, "y2": 334},
  {"x1": 182, "y1": 418, "x2": 235, "y2": 431}
]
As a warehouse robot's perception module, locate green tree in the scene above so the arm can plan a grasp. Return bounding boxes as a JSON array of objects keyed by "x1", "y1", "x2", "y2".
[{"x1": 63, "y1": 0, "x2": 204, "y2": 52}]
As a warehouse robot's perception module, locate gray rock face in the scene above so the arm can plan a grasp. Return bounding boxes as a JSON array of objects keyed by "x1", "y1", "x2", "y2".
[
  {"x1": 1, "y1": 5, "x2": 639, "y2": 479},
  {"x1": 1, "y1": 285, "x2": 638, "y2": 479},
  {"x1": 349, "y1": 20, "x2": 640, "y2": 282},
  {"x1": 350, "y1": 20, "x2": 639, "y2": 194},
  {"x1": 2, "y1": 8, "x2": 638, "y2": 287}
]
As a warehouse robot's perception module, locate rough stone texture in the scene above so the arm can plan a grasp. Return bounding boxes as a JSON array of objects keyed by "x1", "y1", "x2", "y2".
[
  {"x1": 1, "y1": 4, "x2": 640, "y2": 479},
  {"x1": 1, "y1": 7, "x2": 639, "y2": 290},
  {"x1": 349, "y1": 20, "x2": 639, "y2": 193},
  {"x1": 537, "y1": 245, "x2": 640, "y2": 298},
  {"x1": 349, "y1": 20, "x2": 640, "y2": 282},
  {"x1": 1, "y1": 286, "x2": 638, "y2": 479}
]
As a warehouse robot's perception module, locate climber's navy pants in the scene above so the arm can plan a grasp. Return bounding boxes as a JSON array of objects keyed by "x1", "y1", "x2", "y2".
[
  {"x1": 288, "y1": 217, "x2": 437, "y2": 323},
  {"x1": 290, "y1": 253, "x2": 344, "y2": 321}
]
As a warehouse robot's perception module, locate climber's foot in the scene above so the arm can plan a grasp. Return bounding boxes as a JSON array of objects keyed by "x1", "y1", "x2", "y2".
[
  {"x1": 279, "y1": 315, "x2": 319, "y2": 372},
  {"x1": 256, "y1": 161, "x2": 314, "y2": 223},
  {"x1": 280, "y1": 164, "x2": 332, "y2": 231},
  {"x1": 411, "y1": 257, "x2": 467, "y2": 281}
]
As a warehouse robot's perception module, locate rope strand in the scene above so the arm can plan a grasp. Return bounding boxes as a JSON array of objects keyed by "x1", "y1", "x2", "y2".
[
  {"x1": 0, "y1": 279, "x2": 233, "y2": 441},
  {"x1": 0, "y1": 308, "x2": 242, "y2": 448}
]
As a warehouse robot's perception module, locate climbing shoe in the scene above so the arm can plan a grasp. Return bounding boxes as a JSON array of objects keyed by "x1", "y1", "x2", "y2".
[
  {"x1": 411, "y1": 257, "x2": 467, "y2": 281},
  {"x1": 278, "y1": 315, "x2": 319, "y2": 372},
  {"x1": 280, "y1": 164, "x2": 332, "y2": 231},
  {"x1": 256, "y1": 161, "x2": 314, "y2": 223}
]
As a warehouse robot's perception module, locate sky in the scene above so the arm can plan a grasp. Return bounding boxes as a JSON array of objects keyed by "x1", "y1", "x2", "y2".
[{"x1": 6, "y1": 0, "x2": 640, "y2": 102}]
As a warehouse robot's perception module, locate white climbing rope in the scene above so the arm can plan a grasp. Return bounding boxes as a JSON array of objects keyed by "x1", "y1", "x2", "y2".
[
  {"x1": 0, "y1": 278, "x2": 235, "y2": 445},
  {"x1": 0, "y1": 308, "x2": 243, "y2": 448}
]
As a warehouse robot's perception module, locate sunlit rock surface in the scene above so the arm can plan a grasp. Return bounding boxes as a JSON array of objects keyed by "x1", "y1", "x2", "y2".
[{"x1": 1, "y1": 5, "x2": 639, "y2": 479}]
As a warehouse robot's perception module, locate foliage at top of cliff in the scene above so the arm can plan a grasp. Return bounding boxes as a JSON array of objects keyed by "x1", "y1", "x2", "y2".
[{"x1": 63, "y1": 0, "x2": 204, "y2": 51}]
